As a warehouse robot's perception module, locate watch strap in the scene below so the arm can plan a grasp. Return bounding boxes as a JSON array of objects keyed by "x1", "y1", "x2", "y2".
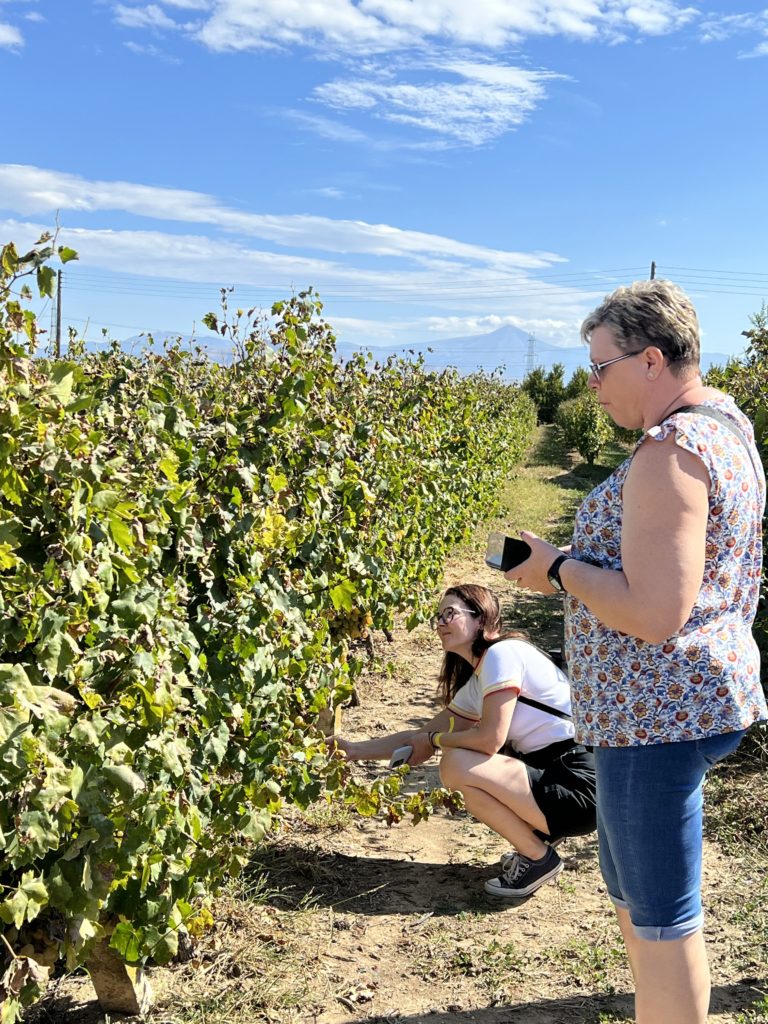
[{"x1": 547, "y1": 554, "x2": 571, "y2": 592}]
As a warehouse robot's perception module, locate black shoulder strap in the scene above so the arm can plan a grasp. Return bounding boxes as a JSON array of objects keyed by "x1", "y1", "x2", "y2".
[
  {"x1": 666, "y1": 404, "x2": 760, "y2": 480},
  {"x1": 517, "y1": 694, "x2": 572, "y2": 721}
]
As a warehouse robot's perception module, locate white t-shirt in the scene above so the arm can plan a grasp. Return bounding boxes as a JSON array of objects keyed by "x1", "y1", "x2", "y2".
[{"x1": 447, "y1": 639, "x2": 574, "y2": 755}]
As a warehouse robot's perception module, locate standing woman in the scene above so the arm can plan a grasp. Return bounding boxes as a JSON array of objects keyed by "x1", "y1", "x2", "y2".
[
  {"x1": 511, "y1": 280, "x2": 767, "y2": 1024},
  {"x1": 334, "y1": 583, "x2": 596, "y2": 898}
]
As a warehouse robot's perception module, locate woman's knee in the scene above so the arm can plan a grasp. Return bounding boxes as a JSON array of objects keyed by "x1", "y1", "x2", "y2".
[{"x1": 439, "y1": 747, "x2": 471, "y2": 788}]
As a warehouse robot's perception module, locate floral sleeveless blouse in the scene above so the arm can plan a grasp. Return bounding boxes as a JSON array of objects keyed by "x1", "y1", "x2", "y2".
[{"x1": 566, "y1": 393, "x2": 767, "y2": 747}]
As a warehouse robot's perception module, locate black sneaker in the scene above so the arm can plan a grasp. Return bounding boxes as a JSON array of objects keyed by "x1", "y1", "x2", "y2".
[
  {"x1": 485, "y1": 846, "x2": 564, "y2": 898},
  {"x1": 500, "y1": 835, "x2": 564, "y2": 871}
]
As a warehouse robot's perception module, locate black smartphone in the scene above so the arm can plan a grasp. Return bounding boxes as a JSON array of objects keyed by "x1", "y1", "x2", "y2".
[{"x1": 485, "y1": 531, "x2": 531, "y2": 572}]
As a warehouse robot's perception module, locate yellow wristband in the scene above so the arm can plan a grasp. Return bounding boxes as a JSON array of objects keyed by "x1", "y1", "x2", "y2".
[{"x1": 432, "y1": 732, "x2": 443, "y2": 748}]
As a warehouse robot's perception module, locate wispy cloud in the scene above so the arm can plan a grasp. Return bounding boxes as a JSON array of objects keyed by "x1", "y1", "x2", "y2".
[
  {"x1": 0, "y1": 164, "x2": 567, "y2": 270},
  {"x1": 699, "y1": 11, "x2": 768, "y2": 43},
  {"x1": 124, "y1": 39, "x2": 181, "y2": 61},
  {"x1": 103, "y1": 1, "x2": 708, "y2": 148},
  {"x1": 160, "y1": 0, "x2": 211, "y2": 8},
  {"x1": 24, "y1": 10, "x2": 43, "y2": 22},
  {"x1": 113, "y1": 4, "x2": 179, "y2": 31},
  {"x1": 307, "y1": 186, "x2": 349, "y2": 200},
  {"x1": 284, "y1": 110, "x2": 372, "y2": 145},
  {"x1": 699, "y1": 9, "x2": 768, "y2": 57},
  {"x1": 741, "y1": 40, "x2": 768, "y2": 58},
  {"x1": 315, "y1": 60, "x2": 564, "y2": 146},
  {"x1": 0, "y1": 20, "x2": 22, "y2": 48}
]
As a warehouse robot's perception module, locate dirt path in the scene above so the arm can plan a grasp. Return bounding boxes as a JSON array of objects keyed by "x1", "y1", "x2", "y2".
[{"x1": 256, "y1": 556, "x2": 761, "y2": 1024}]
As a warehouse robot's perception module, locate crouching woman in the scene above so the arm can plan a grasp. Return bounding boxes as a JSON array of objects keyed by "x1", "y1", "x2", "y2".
[{"x1": 334, "y1": 584, "x2": 596, "y2": 898}]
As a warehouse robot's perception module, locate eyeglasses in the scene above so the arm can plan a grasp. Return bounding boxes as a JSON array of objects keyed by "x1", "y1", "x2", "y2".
[
  {"x1": 588, "y1": 350, "x2": 643, "y2": 382},
  {"x1": 429, "y1": 606, "x2": 479, "y2": 630}
]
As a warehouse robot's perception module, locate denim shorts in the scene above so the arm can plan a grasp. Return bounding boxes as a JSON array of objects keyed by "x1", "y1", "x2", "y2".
[{"x1": 595, "y1": 730, "x2": 746, "y2": 941}]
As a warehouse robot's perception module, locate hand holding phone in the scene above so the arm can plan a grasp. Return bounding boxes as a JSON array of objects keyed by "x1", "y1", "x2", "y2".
[
  {"x1": 485, "y1": 531, "x2": 531, "y2": 572},
  {"x1": 389, "y1": 744, "x2": 413, "y2": 768}
]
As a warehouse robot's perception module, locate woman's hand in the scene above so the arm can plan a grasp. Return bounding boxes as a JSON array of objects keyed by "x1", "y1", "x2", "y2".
[
  {"x1": 328, "y1": 736, "x2": 357, "y2": 760},
  {"x1": 504, "y1": 530, "x2": 563, "y2": 594},
  {"x1": 407, "y1": 732, "x2": 438, "y2": 766}
]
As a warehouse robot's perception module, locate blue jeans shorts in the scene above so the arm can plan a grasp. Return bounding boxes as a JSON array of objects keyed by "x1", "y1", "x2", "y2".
[{"x1": 595, "y1": 730, "x2": 746, "y2": 941}]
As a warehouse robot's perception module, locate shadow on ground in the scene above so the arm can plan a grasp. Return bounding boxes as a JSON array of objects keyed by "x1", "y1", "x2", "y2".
[
  {"x1": 340, "y1": 977, "x2": 766, "y2": 1024},
  {"x1": 248, "y1": 839, "x2": 599, "y2": 917},
  {"x1": 27, "y1": 976, "x2": 766, "y2": 1024}
]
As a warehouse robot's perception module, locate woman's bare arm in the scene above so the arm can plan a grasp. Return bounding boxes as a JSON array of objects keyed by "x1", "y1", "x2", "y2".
[
  {"x1": 437, "y1": 690, "x2": 517, "y2": 756},
  {"x1": 511, "y1": 435, "x2": 710, "y2": 643}
]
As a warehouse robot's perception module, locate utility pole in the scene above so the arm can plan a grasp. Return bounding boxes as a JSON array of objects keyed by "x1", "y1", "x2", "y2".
[
  {"x1": 525, "y1": 334, "x2": 536, "y2": 376},
  {"x1": 55, "y1": 270, "x2": 62, "y2": 358},
  {"x1": 649, "y1": 261, "x2": 656, "y2": 281}
]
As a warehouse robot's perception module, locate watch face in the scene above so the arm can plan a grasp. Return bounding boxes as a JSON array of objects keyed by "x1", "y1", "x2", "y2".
[
  {"x1": 548, "y1": 573, "x2": 564, "y2": 592},
  {"x1": 547, "y1": 556, "x2": 567, "y2": 592}
]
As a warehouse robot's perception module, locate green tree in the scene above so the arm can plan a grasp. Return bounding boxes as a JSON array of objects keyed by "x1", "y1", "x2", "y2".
[
  {"x1": 564, "y1": 366, "x2": 590, "y2": 400},
  {"x1": 521, "y1": 362, "x2": 566, "y2": 423},
  {"x1": 555, "y1": 391, "x2": 614, "y2": 465}
]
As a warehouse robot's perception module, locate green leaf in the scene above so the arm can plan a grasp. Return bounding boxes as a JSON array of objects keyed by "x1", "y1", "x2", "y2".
[
  {"x1": 0, "y1": 543, "x2": 18, "y2": 570},
  {"x1": 111, "y1": 588, "x2": 158, "y2": 627},
  {"x1": 58, "y1": 246, "x2": 79, "y2": 264},
  {"x1": 36, "y1": 265, "x2": 56, "y2": 298},
  {"x1": 70, "y1": 561, "x2": 91, "y2": 594},
  {"x1": 329, "y1": 579, "x2": 356, "y2": 612},
  {"x1": 102, "y1": 764, "x2": 146, "y2": 801},
  {"x1": 108, "y1": 512, "x2": 135, "y2": 553},
  {"x1": 158, "y1": 450, "x2": 180, "y2": 482},
  {"x1": 36, "y1": 627, "x2": 79, "y2": 680},
  {"x1": 48, "y1": 362, "x2": 76, "y2": 405},
  {"x1": 110, "y1": 921, "x2": 144, "y2": 963},
  {"x1": 0, "y1": 872, "x2": 49, "y2": 929},
  {"x1": 92, "y1": 489, "x2": 120, "y2": 509}
]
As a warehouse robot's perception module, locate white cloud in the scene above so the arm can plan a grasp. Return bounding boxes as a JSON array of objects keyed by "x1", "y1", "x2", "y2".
[
  {"x1": 616, "y1": 1, "x2": 697, "y2": 36},
  {"x1": 285, "y1": 110, "x2": 372, "y2": 144},
  {"x1": 423, "y1": 312, "x2": 586, "y2": 345},
  {"x1": 0, "y1": 21, "x2": 22, "y2": 47},
  {"x1": 24, "y1": 11, "x2": 43, "y2": 21},
  {"x1": 160, "y1": 0, "x2": 211, "y2": 8},
  {"x1": 308, "y1": 186, "x2": 348, "y2": 200},
  {"x1": 197, "y1": 0, "x2": 412, "y2": 54},
  {"x1": 315, "y1": 61, "x2": 564, "y2": 146},
  {"x1": 124, "y1": 39, "x2": 181, "y2": 61},
  {"x1": 0, "y1": 164, "x2": 567, "y2": 270},
  {"x1": 113, "y1": 4, "x2": 179, "y2": 30},
  {"x1": 194, "y1": 0, "x2": 701, "y2": 55},
  {"x1": 698, "y1": 10, "x2": 768, "y2": 58},
  {"x1": 739, "y1": 40, "x2": 768, "y2": 58},
  {"x1": 109, "y1": 1, "x2": 703, "y2": 148},
  {"x1": 699, "y1": 11, "x2": 768, "y2": 44}
]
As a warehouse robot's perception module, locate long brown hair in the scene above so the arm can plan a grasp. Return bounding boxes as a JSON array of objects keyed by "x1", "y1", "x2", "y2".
[{"x1": 437, "y1": 584, "x2": 525, "y2": 705}]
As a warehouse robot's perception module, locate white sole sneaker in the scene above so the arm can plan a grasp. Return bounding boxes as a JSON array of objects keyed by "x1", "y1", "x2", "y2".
[{"x1": 485, "y1": 855, "x2": 564, "y2": 898}]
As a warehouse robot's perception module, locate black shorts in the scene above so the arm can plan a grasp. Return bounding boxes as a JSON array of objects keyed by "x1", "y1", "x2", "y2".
[{"x1": 500, "y1": 738, "x2": 597, "y2": 840}]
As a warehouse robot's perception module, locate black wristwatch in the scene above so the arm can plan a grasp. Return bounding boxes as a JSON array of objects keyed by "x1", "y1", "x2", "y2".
[{"x1": 547, "y1": 554, "x2": 571, "y2": 593}]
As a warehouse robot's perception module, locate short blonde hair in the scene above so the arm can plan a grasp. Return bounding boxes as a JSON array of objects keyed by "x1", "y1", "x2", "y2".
[{"x1": 581, "y1": 279, "x2": 700, "y2": 376}]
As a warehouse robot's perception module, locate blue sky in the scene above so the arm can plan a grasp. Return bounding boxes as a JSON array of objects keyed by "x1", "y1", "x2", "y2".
[{"x1": 1, "y1": 0, "x2": 767, "y2": 361}]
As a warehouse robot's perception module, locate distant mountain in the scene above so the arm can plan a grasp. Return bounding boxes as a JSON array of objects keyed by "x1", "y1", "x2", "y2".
[
  {"x1": 119, "y1": 326, "x2": 735, "y2": 381},
  {"x1": 334, "y1": 325, "x2": 734, "y2": 381},
  {"x1": 121, "y1": 330, "x2": 227, "y2": 355}
]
